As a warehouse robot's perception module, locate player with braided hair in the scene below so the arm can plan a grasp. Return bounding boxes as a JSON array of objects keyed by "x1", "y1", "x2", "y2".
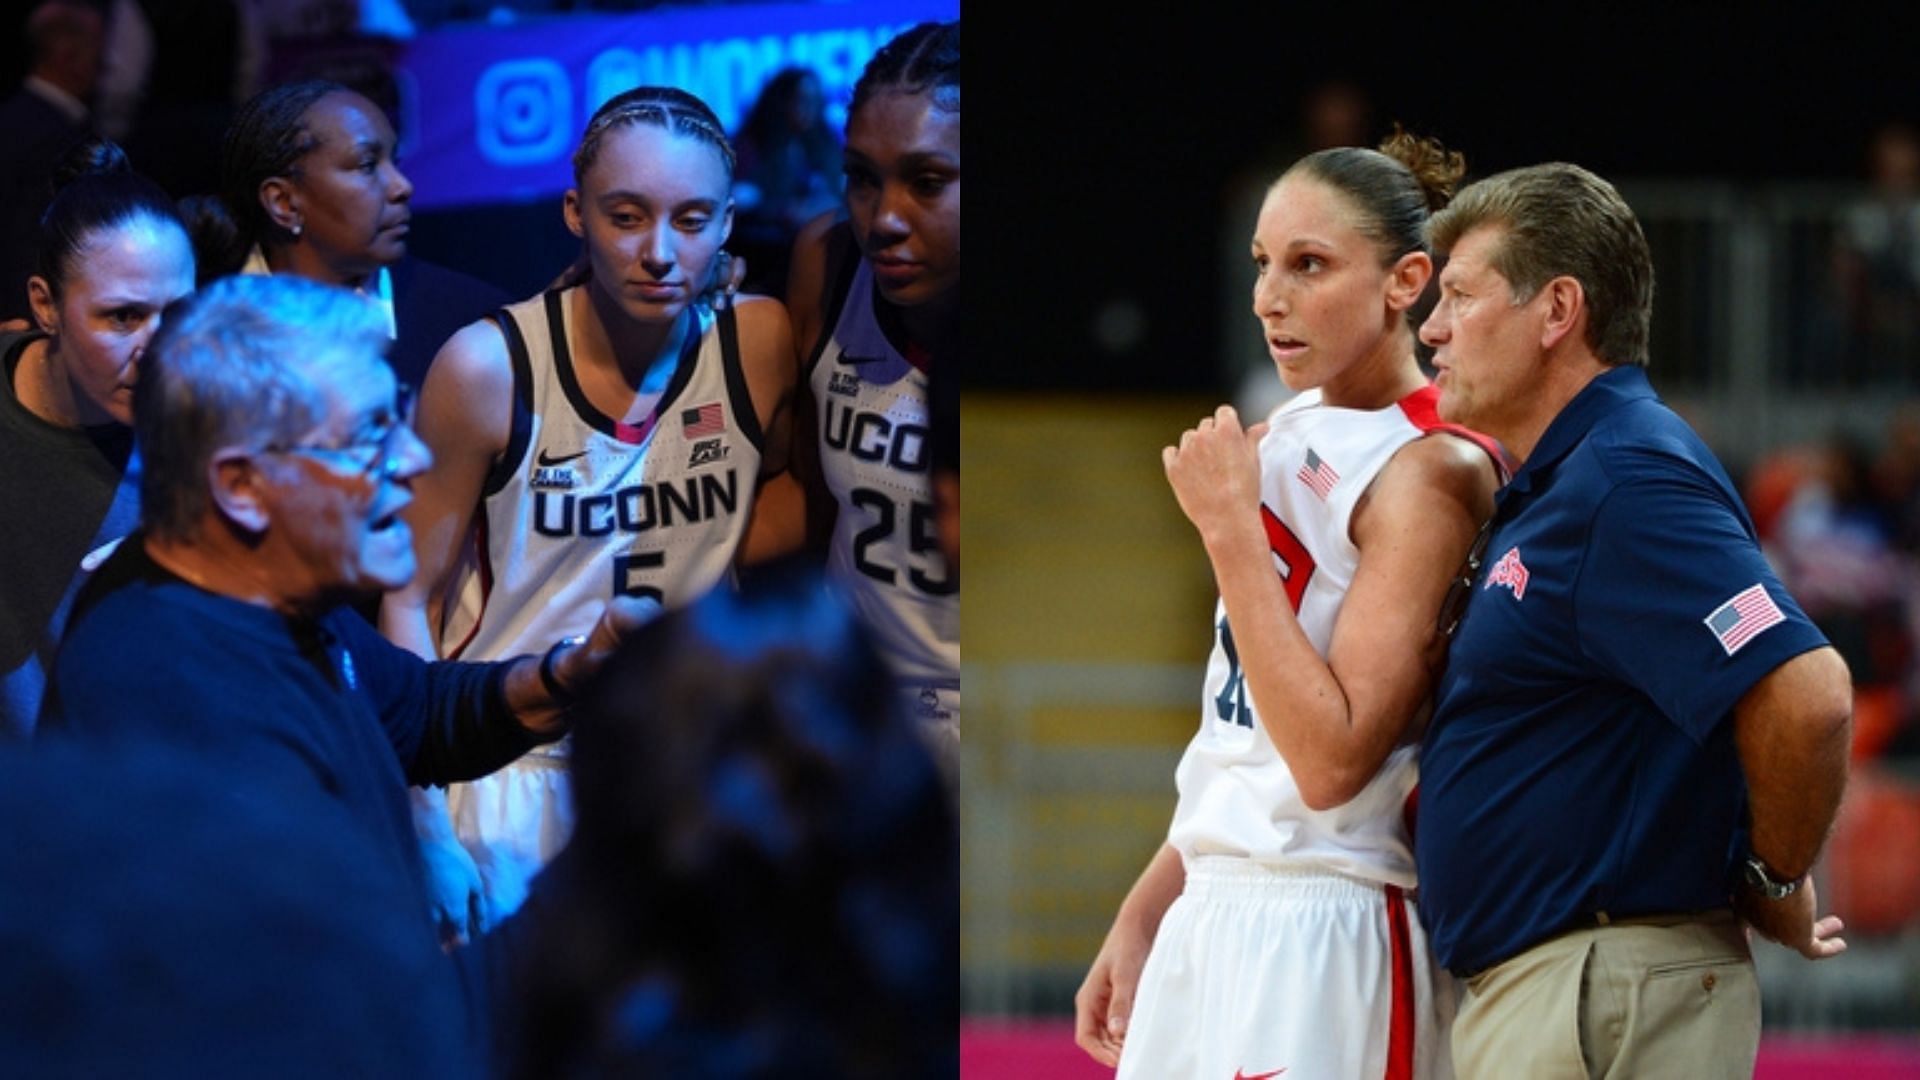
[
  {"x1": 382, "y1": 85, "x2": 797, "y2": 936},
  {"x1": 757, "y1": 21, "x2": 961, "y2": 774},
  {"x1": 1075, "y1": 128, "x2": 1507, "y2": 1078}
]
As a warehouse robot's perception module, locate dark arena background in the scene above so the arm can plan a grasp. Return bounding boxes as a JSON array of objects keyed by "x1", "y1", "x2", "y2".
[{"x1": 966, "y1": 8, "x2": 1920, "y2": 1077}]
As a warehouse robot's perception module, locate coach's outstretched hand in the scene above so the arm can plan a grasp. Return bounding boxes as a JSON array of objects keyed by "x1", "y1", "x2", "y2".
[
  {"x1": 549, "y1": 594, "x2": 661, "y2": 694},
  {"x1": 505, "y1": 595, "x2": 663, "y2": 737}
]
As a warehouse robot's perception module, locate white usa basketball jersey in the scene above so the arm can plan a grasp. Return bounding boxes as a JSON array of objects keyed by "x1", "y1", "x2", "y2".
[
  {"x1": 809, "y1": 251, "x2": 958, "y2": 709},
  {"x1": 438, "y1": 287, "x2": 762, "y2": 664},
  {"x1": 1167, "y1": 385, "x2": 1461, "y2": 887}
]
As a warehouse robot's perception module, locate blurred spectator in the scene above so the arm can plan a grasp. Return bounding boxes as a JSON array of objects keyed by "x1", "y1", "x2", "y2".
[
  {"x1": 0, "y1": 1, "x2": 105, "y2": 323},
  {"x1": 93, "y1": 0, "x2": 152, "y2": 142},
  {"x1": 1754, "y1": 430, "x2": 1915, "y2": 760},
  {"x1": 1869, "y1": 407, "x2": 1920, "y2": 758},
  {"x1": 1829, "y1": 121, "x2": 1920, "y2": 381},
  {"x1": 731, "y1": 66, "x2": 843, "y2": 298},
  {"x1": 1823, "y1": 761, "x2": 1920, "y2": 936},
  {"x1": 0, "y1": 737, "x2": 480, "y2": 1078},
  {"x1": 1772, "y1": 436, "x2": 1908, "y2": 655},
  {"x1": 1872, "y1": 404, "x2": 1920, "y2": 555},
  {"x1": 507, "y1": 571, "x2": 958, "y2": 1078}
]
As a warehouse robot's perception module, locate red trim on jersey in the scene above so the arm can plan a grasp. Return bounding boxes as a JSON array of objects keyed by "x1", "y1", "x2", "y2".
[
  {"x1": 443, "y1": 513, "x2": 494, "y2": 661},
  {"x1": 1383, "y1": 884, "x2": 1416, "y2": 1080},
  {"x1": 1396, "y1": 384, "x2": 1514, "y2": 482},
  {"x1": 614, "y1": 411, "x2": 660, "y2": 445},
  {"x1": 904, "y1": 339, "x2": 933, "y2": 374},
  {"x1": 1402, "y1": 784, "x2": 1420, "y2": 844}
]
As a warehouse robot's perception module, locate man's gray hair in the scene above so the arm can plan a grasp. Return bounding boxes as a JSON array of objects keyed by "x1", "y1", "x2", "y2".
[
  {"x1": 1425, "y1": 162, "x2": 1656, "y2": 368},
  {"x1": 136, "y1": 274, "x2": 390, "y2": 541}
]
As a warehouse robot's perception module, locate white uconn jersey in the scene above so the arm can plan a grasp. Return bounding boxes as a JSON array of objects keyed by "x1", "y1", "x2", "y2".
[
  {"x1": 1169, "y1": 386, "x2": 1455, "y2": 887},
  {"x1": 438, "y1": 287, "x2": 760, "y2": 664},
  {"x1": 810, "y1": 251, "x2": 958, "y2": 695}
]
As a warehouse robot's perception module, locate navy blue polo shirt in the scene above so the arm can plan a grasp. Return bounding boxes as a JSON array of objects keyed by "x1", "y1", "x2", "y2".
[{"x1": 1416, "y1": 366, "x2": 1828, "y2": 976}]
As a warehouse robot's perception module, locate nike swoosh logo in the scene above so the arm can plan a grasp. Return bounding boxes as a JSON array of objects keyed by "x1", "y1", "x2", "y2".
[
  {"x1": 839, "y1": 353, "x2": 888, "y2": 366},
  {"x1": 537, "y1": 448, "x2": 588, "y2": 466},
  {"x1": 1233, "y1": 1070, "x2": 1286, "y2": 1080}
]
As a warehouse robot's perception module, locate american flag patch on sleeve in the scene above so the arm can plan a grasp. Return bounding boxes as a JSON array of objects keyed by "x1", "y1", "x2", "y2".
[
  {"x1": 1296, "y1": 448, "x2": 1339, "y2": 499},
  {"x1": 1704, "y1": 583, "x2": 1785, "y2": 656}
]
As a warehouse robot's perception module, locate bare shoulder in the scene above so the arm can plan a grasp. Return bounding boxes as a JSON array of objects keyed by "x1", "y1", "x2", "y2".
[
  {"x1": 723, "y1": 296, "x2": 799, "y2": 442},
  {"x1": 429, "y1": 317, "x2": 514, "y2": 396},
  {"x1": 1349, "y1": 431, "x2": 1499, "y2": 549},
  {"x1": 1380, "y1": 430, "x2": 1501, "y2": 512},
  {"x1": 419, "y1": 316, "x2": 515, "y2": 454},
  {"x1": 728, "y1": 293, "x2": 794, "y2": 338},
  {"x1": 728, "y1": 294, "x2": 797, "y2": 377}
]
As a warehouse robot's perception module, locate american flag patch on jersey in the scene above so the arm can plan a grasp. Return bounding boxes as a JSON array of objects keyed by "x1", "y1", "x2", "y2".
[
  {"x1": 1705, "y1": 583, "x2": 1785, "y2": 655},
  {"x1": 1296, "y1": 448, "x2": 1339, "y2": 499},
  {"x1": 681, "y1": 402, "x2": 724, "y2": 437}
]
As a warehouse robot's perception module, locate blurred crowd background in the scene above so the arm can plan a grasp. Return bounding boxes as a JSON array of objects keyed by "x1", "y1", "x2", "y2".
[
  {"x1": 0, "y1": 0, "x2": 921, "y2": 318},
  {"x1": 966, "y1": 8, "x2": 1920, "y2": 1058}
]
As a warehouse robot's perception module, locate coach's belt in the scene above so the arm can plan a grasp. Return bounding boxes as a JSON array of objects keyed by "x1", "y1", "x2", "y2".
[{"x1": 1455, "y1": 907, "x2": 1734, "y2": 980}]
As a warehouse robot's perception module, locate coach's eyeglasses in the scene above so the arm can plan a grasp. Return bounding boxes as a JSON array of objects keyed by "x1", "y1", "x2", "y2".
[
  {"x1": 262, "y1": 382, "x2": 417, "y2": 481},
  {"x1": 1438, "y1": 515, "x2": 1495, "y2": 640}
]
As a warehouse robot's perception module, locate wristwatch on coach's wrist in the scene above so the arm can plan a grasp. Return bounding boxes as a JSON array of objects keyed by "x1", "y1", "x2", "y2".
[
  {"x1": 1742, "y1": 854, "x2": 1801, "y2": 900},
  {"x1": 538, "y1": 634, "x2": 590, "y2": 705}
]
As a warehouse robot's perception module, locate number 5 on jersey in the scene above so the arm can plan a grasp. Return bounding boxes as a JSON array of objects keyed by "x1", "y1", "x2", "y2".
[{"x1": 613, "y1": 550, "x2": 666, "y2": 604}]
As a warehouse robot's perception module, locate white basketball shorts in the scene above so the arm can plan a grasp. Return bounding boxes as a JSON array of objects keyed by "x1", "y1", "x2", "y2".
[
  {"x1": 447, "y1": 747, "x2": 573, "y2": 921},
  {"x1": 1117, "y1": 856, "x2": 1456, "y2": 1080}
]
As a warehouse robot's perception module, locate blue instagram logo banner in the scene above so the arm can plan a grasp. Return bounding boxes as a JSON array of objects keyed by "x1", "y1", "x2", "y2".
[{"x1": 396, "y1": 0, "x2": 959, "y2": 210}]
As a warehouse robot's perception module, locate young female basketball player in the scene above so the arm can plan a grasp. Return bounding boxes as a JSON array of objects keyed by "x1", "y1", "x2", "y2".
[
  {"x1": 381, "y1": 87, "x2": 796, "y2": 936},
  {"x1": 773, "y1": 21, "x2": 959, "y2": 773},
  {"x1": 1075, "y1": 130, "x2": 1505, "y2": 1079}
]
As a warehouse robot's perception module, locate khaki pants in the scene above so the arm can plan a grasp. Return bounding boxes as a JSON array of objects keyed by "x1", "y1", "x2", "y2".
[{"x1": 1453, "y1": 910, "x2": 1758, "y2": 1079}]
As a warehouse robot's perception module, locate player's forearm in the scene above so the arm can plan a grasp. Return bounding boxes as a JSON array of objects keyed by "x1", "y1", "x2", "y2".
[
  {"x1": 1204, "y1": 526, "x2": 1373, "y2": 809},
  {"x1": 1735, "y1": 647, "x2": 1853, "y2": 878},
  {"x1": 1112, "y1": 843, "x2": 1186, "y2": 940}
]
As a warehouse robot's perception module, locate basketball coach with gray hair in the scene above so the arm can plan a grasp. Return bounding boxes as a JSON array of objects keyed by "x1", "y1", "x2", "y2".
[
  {"x1": 39, "y1": 273, "x2": 653, "y2": 1052},
  {"x1": 1413, "y1": 162, "x2": 1853, "y2": 1078}
]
